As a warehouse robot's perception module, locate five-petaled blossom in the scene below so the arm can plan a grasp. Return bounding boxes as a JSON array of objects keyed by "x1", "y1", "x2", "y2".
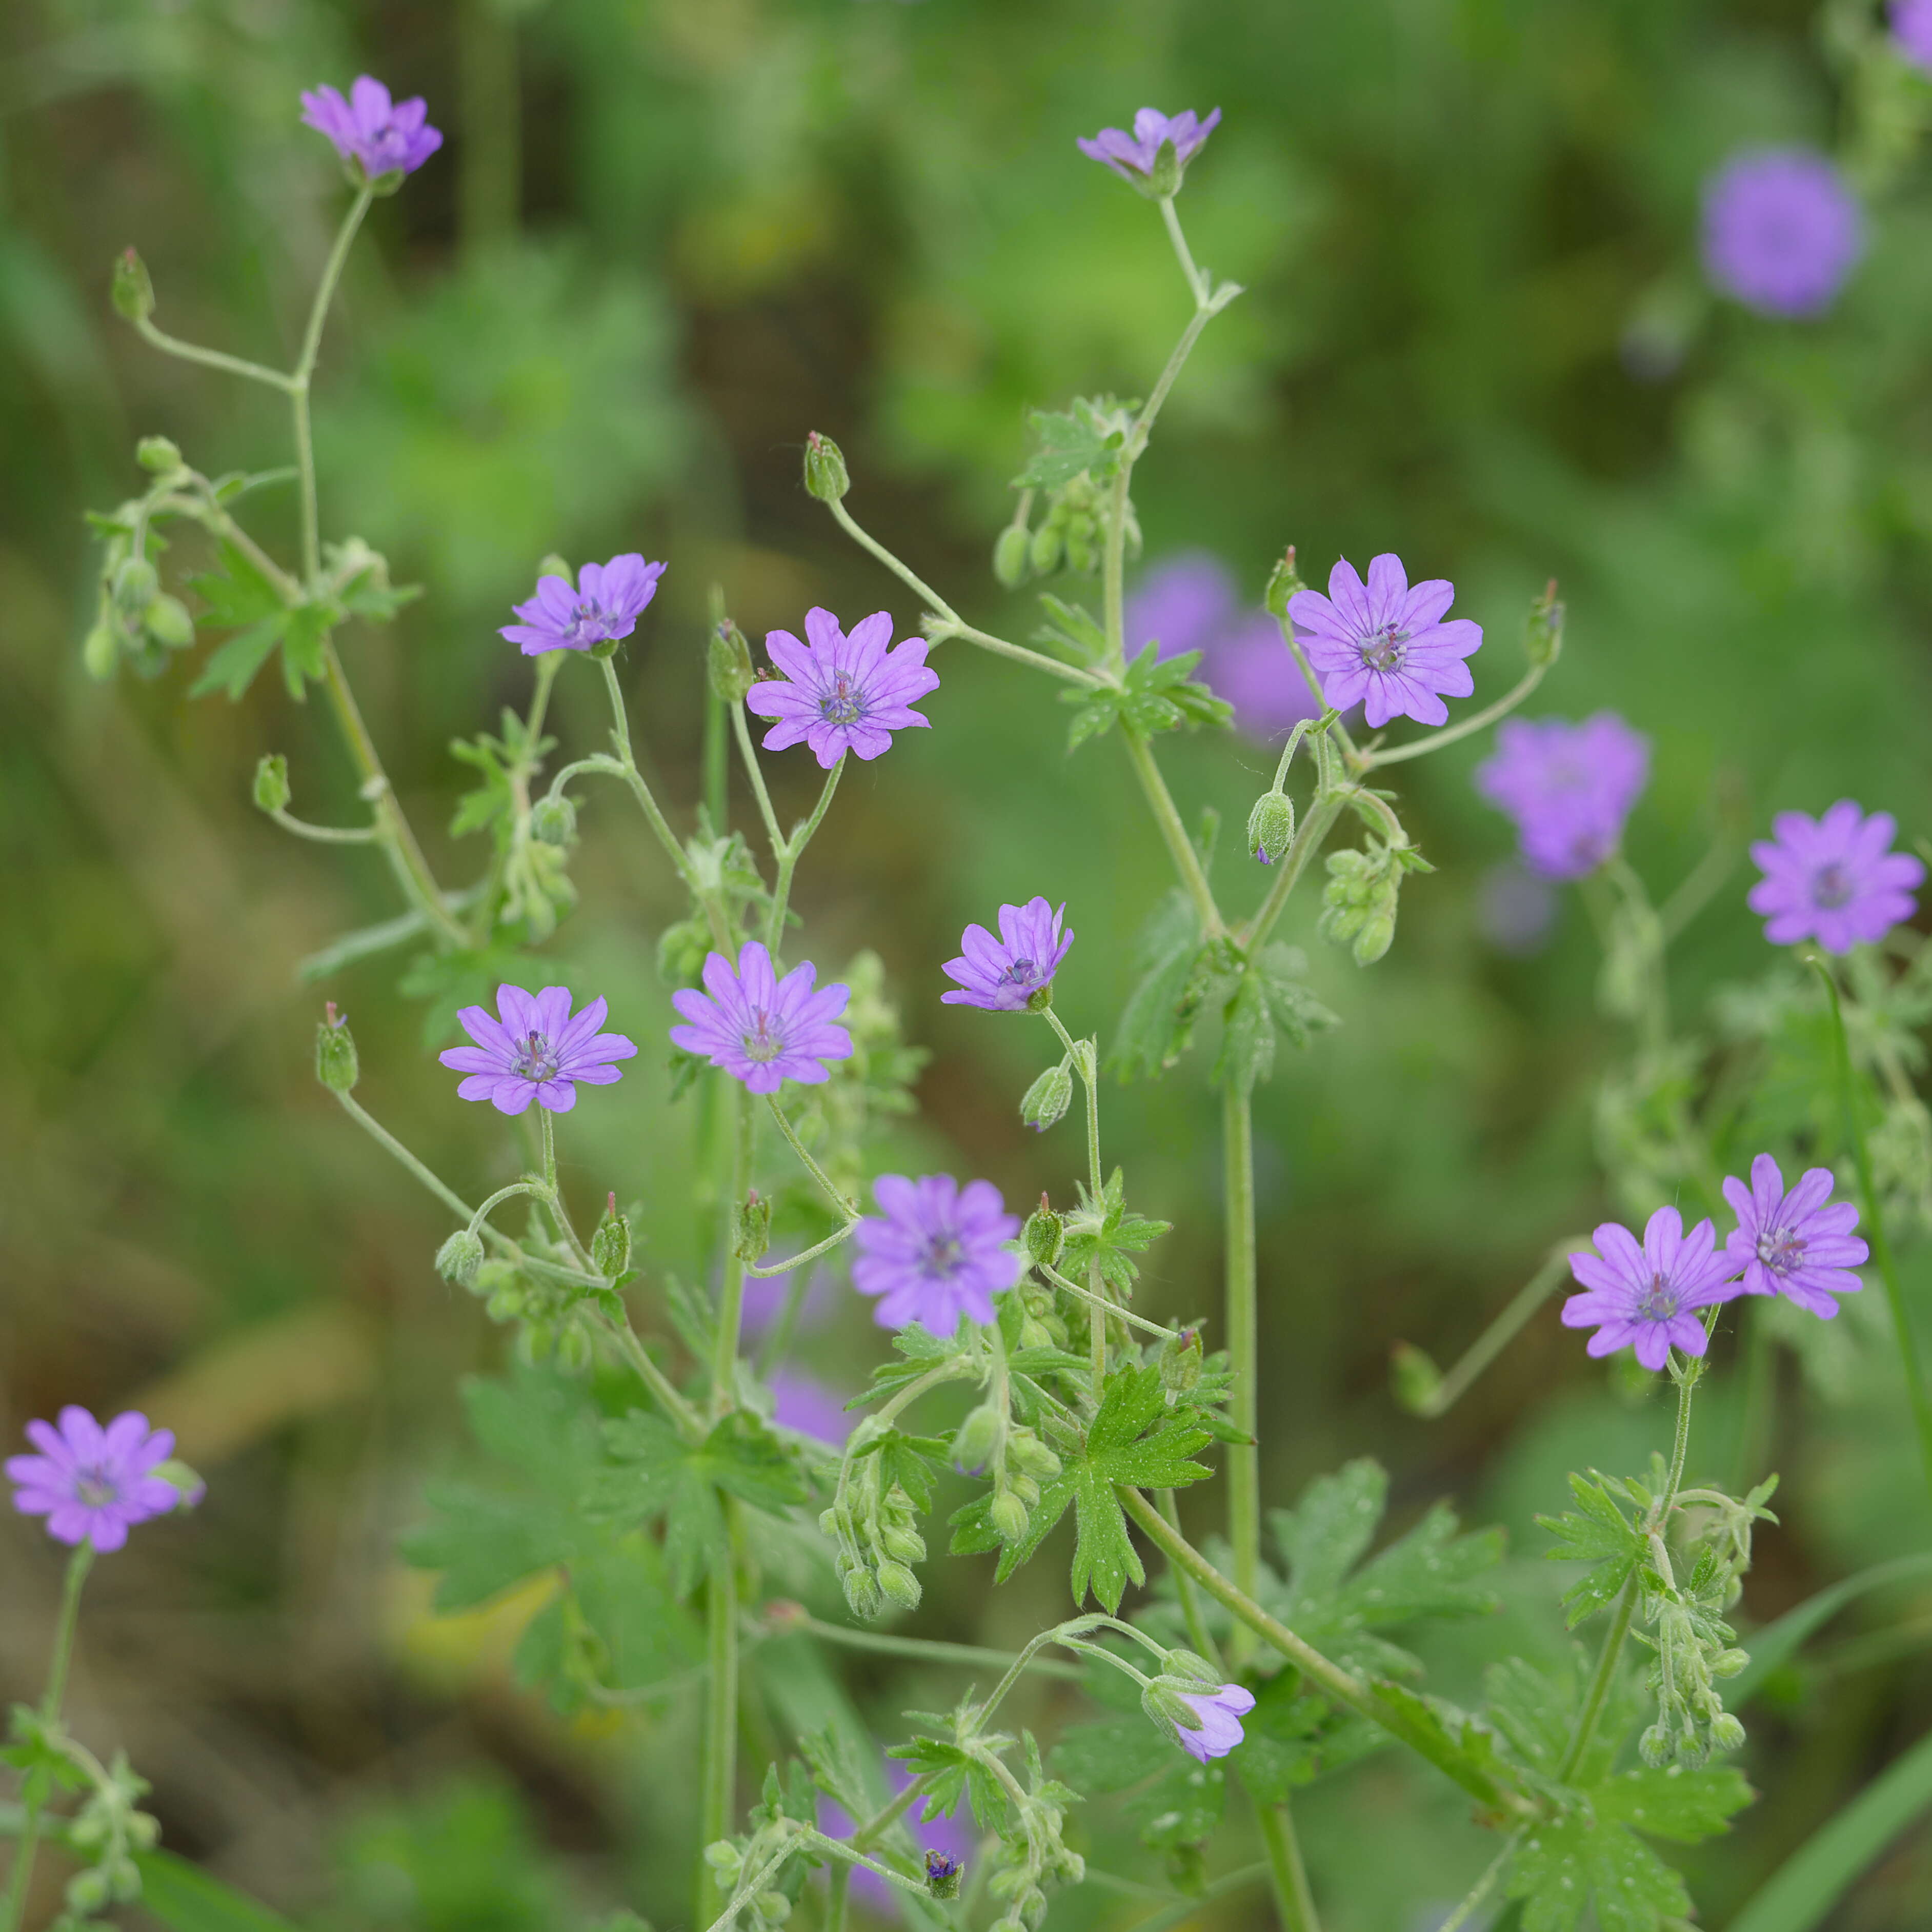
[
  {"x1": 1562, "y1": 1208, "x2": 1743, "y2": 1371},
  {"x1": 500, "y1": 554, "x2": 667, "y2": 657},
  {"x1": 852, "y1": 1175, "x2": 1022, "y2": 1333},
  {"x1": 1077, "y1": 108, "x2": 1222, "y2": 188},
  {"x1": 670, "y1": 942, "x2": 853, "y2": 1094},
  {"x1": 746, "y1": 608, "x2": 939, "y2": 769},
  {"x1": 1722, "y1": 1154, "x2": 1867, "y2": 1319},
  {"x1": 299, "y1": 76, "x2": 443, "y2": 182},
  {"x1": 1701, "y1": 149, "x2": 1864, "y2": 319},
  {"x1": 1288, "y1": 554, "x2": 1482, "y2": 730},
  {"x1": 1174, "y1": 1684, "x2": 1257, "y2": 1764},
  {"x1": 8, "y1": 1408, "x2": 182, "y2": 1551},
  {"x1": 441, "y1": 985, "x2": 637, "y2": 1115},
  {"x1": 941, "y1": 898, "x2": 1075, "y2": 1012},
  {"x1": 1746, "y1": 800, "x2": 1924, "y2": 956},
  {"x1": 1475, "y1": 712, "x2": 1651, "y2": 881}
]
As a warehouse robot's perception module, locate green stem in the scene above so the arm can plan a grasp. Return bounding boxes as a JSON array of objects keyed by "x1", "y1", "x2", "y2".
[
  {"x1": 704, "y1": 683, "x2": 729, "y2": 831},
  {"x1": 465, "y1": 1180, "x2": 547, "y2": 1240},
  {"x1": 1156, "y1": 194, "x2": 1208, "y2": 304},
  {"x1": 713, "y1": 1086, "x2": 755, "y2": 1414},
  {"x1": 335, "y1": 1091, "x2": 480, "y2": 1224},
  {"x1": 1812, "y1": 954, "x2": 1932, "y2": 1499},
  {"x1": 765, "y1": 1095, "x2": 856, "y2": 1218},
  {"x1": 1041, "y1": 1009, "x2": 1102, "y2": 1196},
  {"x1": 1437, "y1": 1834, "x2": 1522, "y2": 1932},
  {"x1": 600, "y1": 1317, "x2": 705, "y2": 1439},
  {"x1": 1255, "y1": 1796, "x2": 1321, "y2": 1932},
  {"x1": 2, "y1": 1543, "x2": 95, "y2": 1932},
  {"x1": 1041, "y1": 1263, "x2": 1179, "y2": 1342},
  {"x1": 1156, "y1": 1489, "x2": 1223, "y2": 1672},
  {"x1": 698, "y1": 1508, "x2": 741, "y2": 1926},
  {"x1": 766, "y1": 755, "x2": 844, "y2": 958},
  {"x1": 1556, "y1": 1577, "x2": 1638, "y2": 1785},
  {"x1": 771, "y1": 1611, "x2": 1086, "y2": 1682},
  {"x1": 1362, "y1": 660, "x2": 1548, "y2": 769},
  {"x1": 1245, "y1": 792, "x2": 1347, "y2": 950},
  {"x1": 745, "y1": 1219, "x2": 858, "y2": 1282},
  {"x1": 823, "y1": 1862, "x2": 851, "y2": 1932},
  {"x1": 1273, "y1": 622, "x2": 1362, "y2": 770},
  {"x1": 1410, "y1": 1244, "x2": 1582, "y2": 1419},
  {"x1": 1120, "y1": 725, "x2": 1222, "y2": 934},
  {"x1": 1222, "y1": 1082, "x2": 1260, "y2": 1669},
  {"x1": 131, "y1": 316, "x2": 296, "y2": 391},
  {"x1": 1120, "y1": 1488, "x2": 1528, "y2": 1815},
  {"x1": 730, "y1": 702, "x2": 786, "y2": 858},
  {"x1": 268, "y1": 807, "x2": 378, "y2": 844},
  {"x1": 538, "y1": 1108, "x2": 592, "y2": 1268},
  {"x1": 292, "y1": 183, "x2": 374, "y2": 580}
]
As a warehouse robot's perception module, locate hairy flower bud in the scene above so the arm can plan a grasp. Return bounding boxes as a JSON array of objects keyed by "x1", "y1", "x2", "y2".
[
  {"x1": 1352, "y1": 911, "x2": 1396, "y2": 967},
  {"x1": 1029, "y1": 522, "x2": 1064, "y2": 576},
  {"x1": 1246, "y1": 790, "x2": 1295, "y2": 865},
  {"x1": 1005, "y1": 1429, "x2": 1060, "y2": 1480},
  {"x1": 437, "y1": 1230, "x2": 485, "y2": 1287},
  {"x1": 314, "y1": 1001, "x2": 358, "y2": 1093},
  {"x1": 592, "y1": 1195, "x2": 631, "y2": 1277},
  {"x1": 802, "y1": 430, "x2": 850, "y2": 503},
  {"x1": 66, "y1": 1869, "x2": 111, "y2": 1915},
  {"x1": 752, "y1": 1893, "x2": 791, "y2": 1925},
  {"x1": 841, "y1": 1566, "x2": 884, "y2": 1621},
  {"x1": 1020, "y1": 1061, "x2": 1074, "y2": 1134},
  {"x1": 150, "y1": 1458, "x2": 206, "y2": 1510},
  {"x1": 989, "y1": 1491, "x2": 1031, "y2": 1543},
  {"x1": 82, "y1": 620, "x2": 120, "y2": 682},
  {"x1": 1638, "y1": 1723, "x2": 1673, "y2": 1768},
  {"x1": 1712, "y1": 1648, "x2": 1749, "y2": 1679},
  {"x1": 1263, "y1": 545, "x2": 1306, "y2": 619},
  {"x1": 530, "y1": 793, "x2": 577, "y2": 846},
  {"x1": 993, "y1": 522, "x2": 1033, "y2": 590},
  {"x1": 1524, "y1": 578, "x2": 1565, "y2": 667},
  {"x1": 1160, "y1": 1648, "x2": 1221, "y2": 1688},
  {"x1": 1140, "y1": 1681, "x2": 1197, "y2": 1735},
  {"x1": 731, "y1": 1191, "x2": 772, "y2": 1264},
  {"x1": 951, "y1": 1403, "x2": 1003, "y2": 1475},
  {"x1": 136, "y1": 434, "x2": 184, "y2": 474},
  {"x1": 1710, "y1": 1711, "x2": 1746, "y2": 1752},
  {"x1": 487, "y1": 1282, "x2": 527, "y2": 1323},
  {"x1": 112, "y1": 556, "x2": 159, "y2": 615},
  {"x1": 111, "y1": 247, "x2": 155, "y2": 323},
  {"x1": 707, "y1": 617, "x2": 756, "y2": 702},
  {"x1": 1023, "y1": 1198, "x2": 1064, "y2": 1268},
  {"x1": 144, "y1": 592, "x2": 195, "y2": 648},
  {"x1": 1390, "y1": 1341, "x2": 1443, "y2": 1416},
  {"x1": 879, "y1": 1522, "x2": 926, "y2": 1566},
  {"x1": 245, "y1": 758, "x2": 291, "y2": 822},
  {"x1": 873, "y1": 1560, "x2": 922, "y2": 1611},
  {"x1": 537, "y1": 553, "x2": 573, "y2": 586},
  {"x1": 924, "y1": 1850, "x2": 963, "y2": 1900},
  {"x1": 703, "y1": 1841, "x2": 743, "y2": 1882}
]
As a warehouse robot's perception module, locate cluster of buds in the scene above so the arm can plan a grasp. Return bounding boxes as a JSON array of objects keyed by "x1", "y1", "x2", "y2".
[
  {"x1": 953, "y1": 1396, "x2": 1062, "y2": 1546},
  {"x1": 80, "y1": 471, "x2": 195, "y2": 683},
  {"x1": 993, "y1": 467, "x2": 1142, "y2": 588},
  {"x1": 1319, "y1": 835, "x2": 1430, "y2": 967},
  {"x1": 820, "y1": 1420, "x2": 928, "y2": 1616},
  {"x1": 450, "y1": 1255, "x2": 598, "y2": 1375},
  {"x1": 983, "y1": 1752, "x2": 1083, "y2": 1932}
]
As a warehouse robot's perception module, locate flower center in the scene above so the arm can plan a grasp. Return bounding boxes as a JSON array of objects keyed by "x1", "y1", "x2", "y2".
[
  {"x1": 562, "y1": 598, "x2": 608, "y2": 643},
  {"x1": 366, "y1": 124, "x2": 410, "y2": 170},
  {"x1": 995, "y1": 957, "x2": 1038, "y2": 987},
  {"x1": 512, "y1": 1031, "x2": 560, "y2": 1082},
  {"x1": 75, "y1": 1467, "x2": 119, "y2": 1510},
  {"x1": 921, "y1": 1232, "x2": 964, "y2": 1278},
  {"x1": 739, "y1": 1013, "x2": 783, "y2": 1063},
  {"x1": 1812, "y1": 862, "x2": 1855, "y2": 910},
  {"x1": 1358, "y1": 622, "x2": 1408, "y2": 673},
  {"x1": 818, "y1": 673, "x2": 866, "y2": 726},
  {"x1": 1634, "y1": 1272, "x2": 1680, "y2": 1323},
  {"x1": 1756, "y1": 1224, "x2": 1804, "y2": 1275}
]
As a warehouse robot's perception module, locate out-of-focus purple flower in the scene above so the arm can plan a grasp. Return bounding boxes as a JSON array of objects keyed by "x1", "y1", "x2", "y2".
[
  {"x1": 1475, "y1": 713, "x2": 1651, "y2": 881},
  {"x1": 1289, "y1": 554, "x2": 1482, "y2": 730},
  {"x1": 1895, "y1": 0, "x2": 1932, "y2": 72},
  {"x1": 768, "y1": 1371, "x2": 853, "y2": 1447},
  {"x1": 1701, "y1": 149, "x2": 1864, "y2": 318},
  {"x1": 440, "y1": 985, "x2": 636, "y2": 1115},
  {"x1": 1174, "y1": 1683, "x2": 1257, "y2": 1763},
  {"x1": 1477, "y1": 861, "x2": 1558, "y2": 956},
  {"x1": 7, "y1": 1408, "x2": 181, "y2": 1552},
  {"x1": 746, "y1": 608, "x2": 938, "y2": 769},
  {"x1": 853, "y1": 1176, "x2": 1022, "y2": 1333},
  {"x1": 670, "y1": 943, "x2": 853, "y2": 1094},
  {"x1": 740, "y1": 1267, "x2": 832, "y2": 1340},
  {"x1": 299, "y1": 76, "x2": 442, "y2": 182},
  {"x1": 499, "y1": 554, "x2": 667, "y2": 656},
  {"x1": 1077, "y1": 108, "x2": 1222, "y2": 188},
  {"x1": 1747, "y1": 800, "x2": 1925, "y2": 956},
  {"x1": 819, "y1": 1762, "x2": 976, "y2": 1915},
  {"x1": 940, "y1": 898, "x2": 1074, "y2": 1012},
  {"x1": 1126, "y1": 553, "x2": 1323, "y2": 738},
  {"x1": 1722, "y1": 1154, "x2": 1867, "y2": 1318},
  {"x1": 1562, "y1": 1208, "x2": 1743, "y2": 1372}
]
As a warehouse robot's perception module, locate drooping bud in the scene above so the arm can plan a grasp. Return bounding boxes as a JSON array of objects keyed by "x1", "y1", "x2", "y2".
[
  {"x1": 1390, "y1": 1341, "x2": 1443, "y2": 1416},
  {"x1": 951, "y1": 1403, "x2": 1003, "y2": 1475},
  {"x1": 752, "y1": 1893, "x2": 792, "y2": 1926},
  {"x1": 592, "y1": 1194, "x2": 632, "y2": 1277},
  {"x1": 143, "y1": 593, "x2": 195, "y2": 648},
  {"x1": 1020, "y1": 1061, "x2": 1074, "y2": 1133},
  {"x1": 437, "y1": 1230, "x2": 485, "y2": 1287},
  {"x1": 1140, "y1": 1681, "x2": 1197, "y2": 1735},
  {"x1": 703, "y1": 1842, "x2": 743, "y2": 1884},
  {"x1": 841, "y1": 1566, "x2": 884, "y2": 1621},
  {"x1": 537, "y1": 553, "x2": 573, "y2": 587},
  {"x1": 1710, "y1": 1712, "x2": 1746, "y2": 1752},
  {"x1": 706, "y1": 622, "x2": 754, "y2": 706},
  {"x1": 150, "y1": 1458, "x2": 207, "y2": 1511},
  {"x1": 1158, "y1": 1327, "x2": 1203, "y2": 1400},
  {"x1": 530, "y1": 794, "x2": 577, "y2": 846},
  {"x1": 1263, "y1": 545, "x2": 1305, "y2": 620},
  {"x1": 251, "y1": 754, "x2": 291, "y2": 815},
  {"x1": 1245, "y1": 790, "x2": 1295, "y2": 865},
  {"x1": 802, "y1": 430, "x2": 850, "y2": 503},
  {"x1": 1004, "y1": 1429, "x2": 1060, "y2": 1480},
  {"x1": 1638, "y1": 1724, "x2": 1673, "y2": 1768},
  {"x1": 1023, "y1": 1197, "x2": 1064, "y2": 1269},
  {"x1": 1029, "y1": 522, "x2": 1064, "y2": 576},
  {"x1": 314, "y1": 1001, "x2": 358, "y2": 1093},
  {"x1": 1352, "y1": 911, "x2": 1396, "y2": 967},
  {"x1": 1160, "y1": 1648, "x2": 1222, "y2": 1688},
  {"x1": 82, "y1": 620, "x2": 120, "y2": 682},
  {"x1": 875, "y1": 1559, "x2": 922, "y2": 1609},
  {"x1": 111, "y1": 247, "x2": 155, "y2": 323},
  {"x1": 112, "y1": 557, "x2": 159, "y2": 615},
  {"x1": 924, "y1": 1850, "x2": 963, "y2": 1901},
  {"x1": 1525, "y1": 578, "x2": 1565, "y2": 667},
  {"x1": 136, "y1": 434, "x2": 184, "y2": 474},
  {"x1": 731, "y1": 1191, "x2": 772, "y2": 1264},
  {"x1": 989, "y1": 1491, "x2": 1031, "y2": 1544},
  {"x1": 992, "y1": 522, "x2": 1032, "y2": 590}
]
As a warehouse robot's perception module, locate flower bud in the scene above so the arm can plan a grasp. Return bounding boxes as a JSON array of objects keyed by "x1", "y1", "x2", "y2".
[
  {"x1": 128, "y1": 1811, "x2": 160, "y2": 1850},
  {"x1": 112, "y1": 556, "x2": 159, "y2": 614},
  {"x1": 1352, "y1": 911, "x2": 1396, "y2": 967},
  {"x1": 1710, "y1": 1712, "x2": 1746, "y2": 1752},
  {"x1": 136, "y1": 434, "x2": 184, "y2": 474},
  {"x1": 1263, "y1": 545, "x2": 1306, "y2": 619},
  {"x1": 753, "y1": 1892, "x2": 792, "y2": 1925},
  {"x1": 731, "y1": 1191, "x2": 772, "y2": 1264},
  {"x1": 151, "y1": 1458, "x2": 206, "y2": 1510},
  {"x1": 1638, "y1": 1723, "x2": 1673, "y2": 1768},
  {"x1": 537, "y1": 553, "x2": 573, "y2": 586},
  {"x1": 314, "y1": 1001, "x2": 358, "y2": 1093},
  {"x1": 952, "y1": 1403, "x2": 1003, "y2": 1475},
  {"x1": 802, "y1": 430, "x2": 850, "y2": 503},
  {"x1": 875, "y1": 1559, "x2": 922, "y2": 1609},
  {"x1": 1029, "y1": 522, "x2": 1064, "y2": 575},
  {"x1": 1525, "y1": 579, "x2": 1565, "y2": 667},
  {"x1": 924, "y1": 1850, "x2": 963, "y2": 1900},
  {"x1": 1023, "y1": 1198, "x2": 1064, "y2": 1269},
  {"x1": 1007, "y1": 1471, "x2": 1040, "y2": 1507},
  {"x1": 111, "y1": 247, "x2": 155, "y2": 323},
  {"x1": 144, "y1": 592, "x2": 195, "y2": 649},
  {"x1": 1390, "y1": 1341, "x2": 1442, "y2": 1416},
  {"x1": 531, "y1": 794, "x2": 576, "y2": 846},
  {"x1": 841, "y1": 1567, "x2": 884, "y2": 1621},
  {"x1": 1160, "y1": 1648, "x2": 1221, "y2": 1688},
  {"x1": 107, "y1": 1857, "x2": 142, "y2": 1903},
  {"x1": 1158, "y1": 1327, "x2": 1203, "y2": 1399},
  {"x1": 990, "y1": 1491, "x2": 1031, "y2": 1543},
  {"x1": 437, "y1": 1230, "x2": 485, "y2": 1287},
  {"x1": 707, "y1": 618, "x2": 756, "y2": 703},
  {"x1": 247, "y1": 756, "x2": 291, "y2": 818},
  {"x1": 1246, "y1": 790, "x2": 1295, "y2": 866},
  {"x1": 1712, "y1": 1648, "x2": 1749, "y2": 1679},
  {"x1": 703, "y1": 1842, "x2": 743, "y2": 1882},
  {"x1": 1149, "y1": 137, "x2": 1184, "y2": 199},
  {"x1": 592, "y1": 1195, "x2": 631, "y2": 1277},
  {"x1": 993, "y1": 522, "x2": 1033, "y2": 590},
  {"x1": 82, "y1": 620, "x2": 120, "y2": 681},
  {"x1": 880, "y1": 1522, "x2": 925, "y2": 1566},
  {"x1": 1005, "y1": 1429, "x2": 1060, "y2": 1479},
  {"x1": 1020, "y1": 1061, "x2": 1074, "y2": 1133},
  {"x1": 66, "y1": 1869, "x2": 111, "y2": 1915},
  {"x1": 1140, "y1": 1682, "x2": 1197, "y2": 1734},
  {"x1": 556, "y1": 1324, "x2": 593, "y2": 1375}
]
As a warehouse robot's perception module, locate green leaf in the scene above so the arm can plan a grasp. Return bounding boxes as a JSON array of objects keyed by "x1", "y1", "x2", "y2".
[
  {"x1": 186, "y1": 540, "x2": 284, "y2": 627},
  {"x1": 187, "y1": 615, "x2": 287, "y2": 700},
  {"x1": 1014, "y1": 400, "x2": 1124, "y2": 489},
  {"x1": 279, "y1": 603, "x2": 331, "y2": 698},
  {"x1": 1539, "y1": 1471, "x2": 1648, "y2": 1628},
  {"x1": 1508, "y1": 1805, "x2": 1690, "y2": 1932},
  {"x1": 888, "y1": 1735, "x2": 1010, "y2": 1834},
  {"x1": 1107, "y1": 891, "x2": 1207, "y2": 1081},
  {"x1": 132, "y1": 1851, "x2": 301, "y2": 1932},
  {"x1": 1033, "y1": 593, "x2": 1107, "y2": 666},
  {"x1": 1059, "y1": 1168, "x2": 1174, "y2": 1300},
  {"x1": 1126, "y1": 1756, "x2": 1226, "y2": 1852},
  {"x1": 1231, "y1": 1669, "x2": 1385, "y2": 1804},
  {"x1": 1060, "y1": 643, "x2": 1234, "y2": 754}
]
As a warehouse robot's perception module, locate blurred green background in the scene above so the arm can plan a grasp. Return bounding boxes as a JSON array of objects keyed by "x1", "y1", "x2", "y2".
[{"x1": 5, "y1": 0, "x2": 1932, "y2": 1926}]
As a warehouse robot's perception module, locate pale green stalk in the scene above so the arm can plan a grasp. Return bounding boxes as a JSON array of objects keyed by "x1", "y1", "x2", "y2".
[
  {"x1": 765, "y1": 1095, "x2": 856, "y2": 1217},
  {"x1": 1222, "y1": 1082, "x2": 1261, "y2": 1669},
  {"x1": 1361, "y1": 659, "x2": 1548, "y2": 768},
  {"x1": 1436, "y1": 1834, "x2": 1522, "y2": 1932},
  {"x1": 1255, "y1": 1797, "x2": 1321, "y2": 1932},
  {"x1": 729, "y1": 703, "x2": 786, "y2": 857},
  {"x1": 1408, "y1": 1244, "x2": 1581, "y2": 1419},
  {"x1": 267, "y1": 808, "x2": 378, "y2": 844},
  {"x1": 766, "y1": 754, "x2": 844, "y2": 958},
  {"x1": 768, "y1": 1611, "x2": 1085, "y2": 1682},
  {"x1": 745, "y1": 1219, "x2": 858, "y2": 1282}
]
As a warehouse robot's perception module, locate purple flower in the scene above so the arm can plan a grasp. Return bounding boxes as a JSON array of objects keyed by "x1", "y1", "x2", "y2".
[
  {"x1": 940, "y1": 898, "x2": 1074, "y2": 1012},
  {"x1": 1477, "y1": 861, "x2": 1558, "y2": 956},
  {"x1": 1722, "y1": 1154, "x2": 1867, "y2": 1319},
  {"x1": 440, "y1": 985, "x2": 637, "y2": 1115},
  {"x1": 7, "y1": 1408, "x2": 181, "y2": 1552},
  {"x1": 768, "y1": 1372, "x2": 853, "y2": 1447},
  {"x1": 746, "y1": 608, "x2": 939, "y2": 769},
  {"x1": 1701, "y1": 149, "x2": 1864, "y2": 319},
  {"x1": 1077, "y1": 108, "x2": 1222, "y2": 188},
  {"x1": 1174, "y1": 1683, "x2": 1257, "y2": 1764},
  {"x1": 1895, "y1": 0, "x2": 1932, "y2": 72},
  {"x1": 299, "y1": 76, "x2": 442, "y2": 182},
  {"x1": 819, "y1": 1763, "x2": 975, "y2": 1916},
  {"x1": 669, "y1": 942, "x2": 853, "y2": 1094},
  {"x1": 499, "y1": 554, "x2": 667, "y2": 657},
  {"x1": 1287, "y1": 554, "x2": 1482, "y2": 730},
  {"x1": 1747, "y1": 800, "x2": 1925, "y2": 955},
  {"x1": 852, "y1": 1175, "x2": 1022, "y2": 1333},
  {"x1": 1562, "y1": 1208, "x2": 1743, "y2": 1372},
  {"x1": 1475, "y1": 713, "x2": 1651, "y2": 881},
  {"x1": 1128, "y1": 553, "x2": 1323, "y2": 738}
]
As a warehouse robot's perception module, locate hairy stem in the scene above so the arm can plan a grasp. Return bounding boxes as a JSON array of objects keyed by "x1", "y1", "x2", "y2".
[
  {"x1": 1120, "y1": 725, "x2": 1222, "y2": 934},
  {"x1": 698, "y1": 1509, "x2": 741, "y2": 1926},
  {"x1": 712, "y1": 1086, "x2": 756, "y2": 1414},
  {"x1": 1222, "y1": 1082, "x2": 1261, "y2": 1668},
  {"x1": 1362, "y1": 660, "x2": 1548, "y2": 769},
  {"x1": 769, "y1": 1610, "x2": 1086, "y2": 1681},
  {"x1": 1409, "y1": 1244, "x2": 1581, "y2": 1419},
  {"x1": 1557, "y1": 1577, "x2": 1639, "y2": 1785},
  {"x1": 765, "y1": 1095, "x2": 856, "y2": 1218},
  {"x1": 1255, "y1": 1796, "x2": 1321, "y2": 1932},
  {"x1": 766, "y1": 754, "x2": 844, "y2": 958}
]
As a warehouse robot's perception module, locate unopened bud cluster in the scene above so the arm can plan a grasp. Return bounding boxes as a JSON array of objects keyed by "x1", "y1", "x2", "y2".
[
  {"x1": 995, "y1": 468, "x2": 1141, "y2": 585},
  {"x1": 984, "y1": 1766, "x2": 1083, "y2": 1932},
  {"x1": 820, "y1": 1421, "x2": 929, "y2": 1617},
  {"x1": 1320, "y1": 839, "x2": 1425, "y2": 966},
  {"x1": 460, "y1": 1256, "x2": 598, "y2": 1375},
  {"x1": 83, "y1": 500, "x2": 195, "y2": 682}
]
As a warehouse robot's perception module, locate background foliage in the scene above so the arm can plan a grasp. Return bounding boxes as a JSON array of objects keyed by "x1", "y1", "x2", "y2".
[{"x1": 3, "y1": 0, "x2": 1931, "y2": 1925}]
